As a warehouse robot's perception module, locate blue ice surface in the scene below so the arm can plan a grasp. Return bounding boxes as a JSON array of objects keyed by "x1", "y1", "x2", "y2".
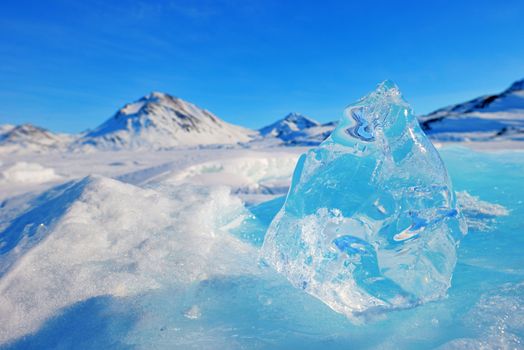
[{"x1": 5, "y1": 147, "x2": 522, "y2": 350}]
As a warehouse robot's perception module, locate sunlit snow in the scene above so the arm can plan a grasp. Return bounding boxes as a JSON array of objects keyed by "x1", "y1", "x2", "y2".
[{"x1": 0, "y1": 83, "x2": 522, "y2": 350}]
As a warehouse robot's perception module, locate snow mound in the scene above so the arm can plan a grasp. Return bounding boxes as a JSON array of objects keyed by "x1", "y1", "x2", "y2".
[
  {"x1": 169, "y1": 154, "x2": 298, "y2": 197},
  {"x1": 0, "y1": 162, "x2": 62, "y2": 184},
  {"x1": 0, "y1": 175, "x2": 256, "y2": 344}
]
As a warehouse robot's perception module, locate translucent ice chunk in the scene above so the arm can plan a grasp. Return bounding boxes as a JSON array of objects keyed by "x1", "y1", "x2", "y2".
[{"x1": 260, "y1": 81, "x2": 466, "y2": 320}]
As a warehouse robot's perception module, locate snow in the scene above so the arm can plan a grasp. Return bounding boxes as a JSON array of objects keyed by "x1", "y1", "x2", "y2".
[
  {"x1": 168, "y1": 154, "x2": 297, "y2": 202},
  {"x1": 0, "y1": 83, "x2": 523, "y2": 348},
  {"x1": 0, "y1": 124, "x2": 73, "y2": 154},
  {"x1": 256, "y1": 113, "x2": 336, "y2": 146},
  {"x1": 259, "y1": 112, "x2": 320, "y2": 138},
  {"x1": 0, "y1": 175, "x2": 258, "y2": 344},
  {"x1": 0, "y1": 124, "x2": 15, "y2": 134},
  {"x1": 456, "y1": 191, "x2": 509, "y2": 231},
  {"x1": 420, "y1": 79, "x2": 524, "y2": 141},
  {"x1": 2, "y1": 80, "x2": 523, "y2": 155},
  {"x1": 120, "y1": 101, "x2": 146, "y2": 115},
  {"x1": 74, "y1": 92, "x2": 256, "y2": 150},
  {"x1": 0, "y1": 162, "x2": 62, "y2": 184},
  {"x1": 0, "y1": 140, "x2": 520, "y2": 348}
]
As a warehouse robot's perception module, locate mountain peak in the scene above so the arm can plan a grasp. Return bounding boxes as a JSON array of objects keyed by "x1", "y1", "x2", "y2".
[
  {"x1": 143, "y1": 91, "x2": 176, "y2": 102},
  {"x1": 259, "y1": 113, "x2": 321, "y2": 141},
  {"x1": 118, "y1": 92, "x2": 177, "y2": 116},
  {"x1": 284, "y1": 112, "x2": 306, "y2": 119},
  {"x1": 77, "y1": 93, "x2": 254, "y2": 150},
  {"x1": 2, "y1": 124, "x2": 49, "y2": 138},
  {"x1": 281, "y1": 112, "x2": 320, "y2": 126},
  {"x1": 147, "y1": 91, "x2": 168, "y2": 98},
  {"x1": 0, "y1": 123, "x2": 69, "y2": 151}
]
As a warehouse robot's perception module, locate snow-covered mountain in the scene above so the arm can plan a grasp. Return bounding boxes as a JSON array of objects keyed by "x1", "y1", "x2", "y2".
[
  {"x1": 257, "y1": 113, "x2": 335, "y2": 146},
  {"x1": 3, "y1": 80, "x2": 523, "y2": 153},
  {"x1": 256, "y1": 79, "x2": 524, "y2": 145},
  {"x1": 74, "y1": 92, "x2": 256, "y2": 150},
  {"x1": 259, "y1": 113, "x2": 320, "y2": 139},
  {"x1": 255, "y1": 79, "x2": 524, "y2": 146},
  {"x1": 0, "y1": 124, "x2": 71, "y2": 153},
  {"x1": 419, "y1": 79, "x2": 524, "y2": 141}
]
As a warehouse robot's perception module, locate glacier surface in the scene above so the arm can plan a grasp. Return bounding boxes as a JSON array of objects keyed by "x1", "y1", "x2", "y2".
[{"x1": 261, "y1": 81, "x2": 467, "y2": 319}]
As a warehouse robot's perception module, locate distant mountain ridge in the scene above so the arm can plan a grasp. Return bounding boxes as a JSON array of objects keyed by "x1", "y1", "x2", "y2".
[
  {"x1": 0, "y1": 124, "x2": 71, "y2": 153},
  {"x1": 419, "y1": 78, "x2": 524, "y2": 141},
  {"x1": 260, "y1": 78, "x2": 524, "y2": 145},
  {"x1": 1, "y1": 78, "x2": 523, "y2": 153}
]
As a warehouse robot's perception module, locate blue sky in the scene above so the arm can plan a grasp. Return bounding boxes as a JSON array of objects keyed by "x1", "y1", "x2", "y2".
[{"x1": 1, "y1": 0, "x2": 523, "y2": 133}]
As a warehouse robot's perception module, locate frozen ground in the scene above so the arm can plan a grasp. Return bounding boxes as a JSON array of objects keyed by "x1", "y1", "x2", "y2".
[{"x1": 0, "y1": 143, "x2": 522, "y2": 349}]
